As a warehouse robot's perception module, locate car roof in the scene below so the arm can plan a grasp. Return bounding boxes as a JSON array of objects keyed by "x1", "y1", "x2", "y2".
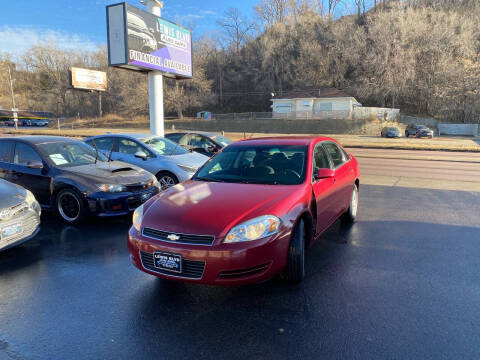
[
  {"x1": 233, "y1": 136, "x2": 334, "y2": 146},
  {"x1": 0, "y1": 136, "x2": 79, "y2": 145},
  {"x1": 167, "y1": 131, "x2": 223, "y2": 137},
  {"x1": 87, "y1": 133, "x2": 152, "y2": 140}
]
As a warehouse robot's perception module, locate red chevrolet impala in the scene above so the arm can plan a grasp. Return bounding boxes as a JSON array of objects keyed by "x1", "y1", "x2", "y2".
[{"x1": 128, "y1": 137, "x2": 360, "y2": 285}]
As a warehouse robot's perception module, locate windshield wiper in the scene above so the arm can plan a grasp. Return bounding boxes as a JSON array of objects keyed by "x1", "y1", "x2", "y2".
[
  {"x1": 92, "y1": 140, "x2": 99, "y2": 164},
  {"x1": 194, "y1": 177, "x2": 227, "y2": 183}
]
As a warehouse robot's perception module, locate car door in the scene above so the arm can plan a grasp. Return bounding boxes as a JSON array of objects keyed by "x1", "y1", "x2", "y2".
[
  {"x1": 323, "y1": 142, "x2": 354, "y2": 217},
  {"x1": 10, "y1": 142, "x2": 52, "y2": 205},
  {"x1": 311, "y1": 143, "x2": 338, "y2": 234},
  {"x1": 113, "y1": 137, "x2": 155, "y2": 170},
  {"x1": 0, "y1": 140, "x2": 14, "y2": 181}
]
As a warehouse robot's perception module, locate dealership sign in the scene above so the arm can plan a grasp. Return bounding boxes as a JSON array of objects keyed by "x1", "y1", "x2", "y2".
[
  {"x1": 70, "y1": 67, "x2": 107, "y2": 91},
  {"x1": 106, "y1": 2, "x2": 192, "y2": 79}
]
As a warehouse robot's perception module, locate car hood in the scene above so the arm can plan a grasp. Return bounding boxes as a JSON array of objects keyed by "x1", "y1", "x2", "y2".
[
  {"x1": 142, "y1": 180, "x2": 303, "y2": 238},
  {"x1": 0, "y1": 179, "x2": 26, "y2": 209},
  {"x1": 64, "y1": 161, "x2": 153, "y2": 185},
  {"x1": 164, "y1": 151, "x2": 209, "y2": 169}
]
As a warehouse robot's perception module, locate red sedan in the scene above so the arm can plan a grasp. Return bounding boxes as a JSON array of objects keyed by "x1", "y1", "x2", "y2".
[{"x1": 128, "y1": 137, "x2": 360, "y2": 285}]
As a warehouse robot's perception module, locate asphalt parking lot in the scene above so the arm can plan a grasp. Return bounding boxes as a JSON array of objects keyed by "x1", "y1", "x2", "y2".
[{"x1": 1, "y1": 184, "x2": 480, "y2": 360}]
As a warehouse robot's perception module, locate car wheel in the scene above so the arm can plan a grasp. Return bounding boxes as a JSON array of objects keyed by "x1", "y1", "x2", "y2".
[
  {"x1": 282, "y1": 218, "x2": 305, "y2": 283},
  {"x1": 342, "y1": 184, "x2": 359, "y2": 224},
  {"x1": 405, "y1": 131, "x2": 409, "y2": 137},
  {"x1": 156, "y1": 171, "x2": 179, "y2": 190},
  {"x1": 56, "y1": 188, "x2": 85, "y2": 223}
]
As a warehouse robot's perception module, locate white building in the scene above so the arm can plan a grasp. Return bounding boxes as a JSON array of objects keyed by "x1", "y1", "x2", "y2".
[{"x1": 271, "y1": 87, "x2": 361, "y2": 119}]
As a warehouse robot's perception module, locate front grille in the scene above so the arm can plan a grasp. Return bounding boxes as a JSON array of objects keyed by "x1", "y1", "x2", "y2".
[
  {"x1": 0, "y1": 202, "x2": 28, "y2": 221},
  {"x1": 142, "y1": 227, "x2": 214, "y2": 246},
  {"x1": 126, "y1": 182, "x2": 153, "y2": 193},
  {"x1": 140, "y1": 251, "x2": 205, "y2": 279},
  {"x1": 0, "y1": 211, "x2": 40, "y2": 248},
  {"x1": 218, "y1": 263, "x2": 270, "y2": 279}
]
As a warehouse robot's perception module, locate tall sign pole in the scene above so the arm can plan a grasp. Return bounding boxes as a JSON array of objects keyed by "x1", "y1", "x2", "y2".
[{"x1": 142, "y1": 0, "x2": 164, "y2": 137}]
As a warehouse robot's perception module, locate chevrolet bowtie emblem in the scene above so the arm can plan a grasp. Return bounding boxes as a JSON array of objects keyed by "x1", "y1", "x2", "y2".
[{"x1": 167, "y1": 234, "x2": 180, "y2": 241}]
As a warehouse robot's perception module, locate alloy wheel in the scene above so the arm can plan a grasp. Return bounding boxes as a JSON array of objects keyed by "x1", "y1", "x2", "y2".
[
  {"x1": 159, "y1": 175, "x2": 176, "y2": 190},
  {"x1": 58, "y1": 192, "x2": 81, "y2": 222}
]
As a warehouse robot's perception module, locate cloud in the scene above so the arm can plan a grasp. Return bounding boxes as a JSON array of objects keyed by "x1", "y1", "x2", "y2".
[{"x1": 0, "y1": 26, "x2": 99, "y2": 56}]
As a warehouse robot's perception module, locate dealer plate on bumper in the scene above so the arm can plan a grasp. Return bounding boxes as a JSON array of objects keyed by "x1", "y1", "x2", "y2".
[
  {"x1": 1, "y1": 223, "x2": 22, "y2": 240},
  {"x1": 154, "y1": 252, "x2": 182, "y2": 273}
]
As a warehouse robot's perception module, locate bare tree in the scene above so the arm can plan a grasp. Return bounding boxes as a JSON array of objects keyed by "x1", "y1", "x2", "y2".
[{"x1": 217, "y1": 8, "x2": 255, "y2": 53}]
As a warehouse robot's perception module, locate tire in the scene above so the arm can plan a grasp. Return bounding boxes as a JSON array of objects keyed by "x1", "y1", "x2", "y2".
[
  {"x1": 282, "y1": 218, "x2": 306, "y2": 283},
  {"x1": 156, "y1": 171, "x2": 179, "y2": 190},
  {"x1": 405, "y1": 131, "x2": 409, "y2": 137},
  {"x1": 342, "y1": 184, "x2": 359, "y2": 224},
  {"x1": 56, "y1": 188, "x2": 86, "y2": 224}
]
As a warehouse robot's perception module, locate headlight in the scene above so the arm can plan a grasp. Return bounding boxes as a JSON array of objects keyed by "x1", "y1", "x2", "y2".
[
  {"x1": 97, "y1": 184, "x2": 127, "y2": 192},
  {"x1": 153, "y1": 178, "x2": 160, "y2": 188},
  {"x1": 224, "y1": 215, "x2": 280, "y2": 243},
  {"x1": 24, "y1": 190, "x2": 40, "y2": 213},
  {"x1": 132, "y1": 204, "x2": 144, "y2": 232},
  {"x1": 177, "y1": 164, "x2": 197, "y2": 173}
]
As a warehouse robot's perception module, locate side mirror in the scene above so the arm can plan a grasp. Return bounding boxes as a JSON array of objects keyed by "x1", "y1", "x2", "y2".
[
  {"x1": 134, "y1": 151, "x2": 148, "y2": 161},
  {"x1": 314, "y1": 168, "x2": 335, "y2": 180},
  {"x1": 27, "y1": 161, "x2": 43, "y2": 169}
]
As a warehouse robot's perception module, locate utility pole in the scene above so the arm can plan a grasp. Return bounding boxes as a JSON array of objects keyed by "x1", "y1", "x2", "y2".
[
  {"x1": 141, "y1": 0, "x2": 164, "y2": 136},
  {"x1": 7, "y1": 66, "x2": 18, "y2": 130},
  {"x1": 98, "y1": 91, "x2": 102, "y2": 118}
]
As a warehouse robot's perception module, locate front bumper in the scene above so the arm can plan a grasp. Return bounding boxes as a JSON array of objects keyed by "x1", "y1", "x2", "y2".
[
  {"x1": 0, "y1": 208, "x2": 41, "y2": 251},
  {"x1": 127, "y1": 227, "x2": 292, "y2": 285},
  {"x1": 86, "y1": 186, "x2": 160, "y2": 217}
]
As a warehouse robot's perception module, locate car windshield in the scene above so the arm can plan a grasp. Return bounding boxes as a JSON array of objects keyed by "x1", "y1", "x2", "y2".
[
  {"x1": 142, "y1": 137, "x2": 188, "y2": 155},
  {"x1": 388, "y1": 128, "x2": 398, "y2": 131},
  {"x1": 37, "y1": 141, "x2": 107, "y2": 168},
  {"x1": 193, "y1": 145, "x2": 308, "y2": 185},
  {"x1": 211, "y1": 135, "x2": 233, "y2": 147}
]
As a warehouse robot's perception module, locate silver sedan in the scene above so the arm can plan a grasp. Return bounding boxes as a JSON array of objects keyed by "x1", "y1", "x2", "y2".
[
  {"x1": 85, "y1": 133, "x2": 210, "y2": 190},
  {"x1": 0, "y1": 179, "x2": 41, "y2": 251}
]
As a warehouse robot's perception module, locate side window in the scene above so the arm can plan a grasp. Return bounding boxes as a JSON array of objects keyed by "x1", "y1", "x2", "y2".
[
  {"x1": 189, "y1": 135, "x2": 211, "y2": 149},
  {"x1": 14, "y1": 143, "x2": 42, "y2": 166},
  {"x1": 118, "y1": 139, "x2": 146, "y2": 155},
  {"x1": 93, "y1": 137, "x2": 116, "y2": 152},
  {"x1": 0, "y1": 141, "x2": 13, "y2": 163},
  {"x1": 313, "y1": 144, "x2": 330, "y2": 173},
  {"x1": 324, "y1": 143, "x2": 345, "y2": 168},
  {"x1": 166, "y1": 133, "x2": 184, "y2": 143},
  {"x1": 178, "y1": 135, "x2": 189, "y2": 146}
]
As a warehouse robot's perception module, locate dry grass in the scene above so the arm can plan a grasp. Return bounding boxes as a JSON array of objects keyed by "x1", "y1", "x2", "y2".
[{"x1": 1, "y1": 127, "x2": 479, "y2": 152}]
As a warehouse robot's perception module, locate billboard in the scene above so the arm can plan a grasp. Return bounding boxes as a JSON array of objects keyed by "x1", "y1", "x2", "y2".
[
  {"x1": 106, "y1": 2, "x2": 193, "y2": 79},
  {"x1": 70, "y1": 67, "x2": 107, "y2": 91}
]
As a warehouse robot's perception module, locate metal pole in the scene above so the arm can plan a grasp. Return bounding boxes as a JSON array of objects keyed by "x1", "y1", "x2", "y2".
[
  {"x1": 143, "y1": 0, "x2": 164, "y2": 136},
  {"x1": 98, "y1": 91, "x2": 103, "y2": 118},
  {"x1": 7, "y1": 66, "x2": 17, "y2": 130}
]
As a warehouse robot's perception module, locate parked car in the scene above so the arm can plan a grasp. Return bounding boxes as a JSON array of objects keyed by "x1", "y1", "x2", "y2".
[
  {"x1": 0, "y1": 136, "x2": 160, "y2": 223},
  {"x1": 85, "y1": 134, "x2": 209, "y2": 190},
  {"x1": 0, "y1": 179, "x2": 41, "y2": 251},
  {"x1": 165, "y1": 132, "x2": 233, "y2": 157},
  {"x1": 381, "y1": 127, "x2": 402, "y2": 138},
  {"x1": 415, "y1": 128, "x2": 434, "y2": 138},
  {"x1": 405, "y1": 124, "x2": 432, "y2": 137},
  {"x1": 128, "y1": 136, "x2": 360, "y2": 285}
]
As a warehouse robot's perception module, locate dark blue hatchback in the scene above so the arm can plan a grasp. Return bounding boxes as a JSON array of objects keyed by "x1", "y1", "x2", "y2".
[{"x1": 0, "y1": 136, "x2": 160, "y2": 223}]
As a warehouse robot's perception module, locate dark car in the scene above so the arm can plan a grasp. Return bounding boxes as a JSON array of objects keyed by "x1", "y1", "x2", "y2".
[
  {"x1": 165, "y1": 132, "x2": 233, "y2": 157},
  {"x1": 0, "y1": 136, "x2": 160, "y2": 223},
  {"x1": 128, "y1": 136, "x2": 360, "y2": 285},
  {"x1": 381, "y1": 127, "x2": 402, "y2": 138},
  {"x1": 415, "y1": 128, "x2": 434, "y2": 138},
  {"x1": 405, "y1": 124, "x2": 433, "y2": 137}
]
